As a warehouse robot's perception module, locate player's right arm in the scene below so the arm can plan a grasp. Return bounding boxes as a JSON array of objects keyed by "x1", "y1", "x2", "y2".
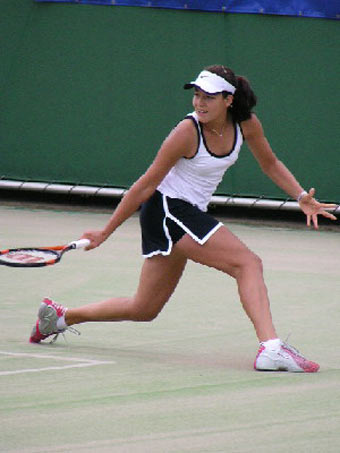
[{"x1": 82, "y1": 119, "x2": 197, "y2": 249}]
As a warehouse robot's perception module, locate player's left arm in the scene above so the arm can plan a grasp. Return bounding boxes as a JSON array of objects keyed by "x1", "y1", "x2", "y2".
[{"x1": 242, "y1": 114, "x2": 337, "y2": 229}]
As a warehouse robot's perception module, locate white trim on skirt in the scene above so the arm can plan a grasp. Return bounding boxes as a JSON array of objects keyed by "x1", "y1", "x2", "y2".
[{"x1": 142, "y1": 193, "x2": 223, "y2": 259}]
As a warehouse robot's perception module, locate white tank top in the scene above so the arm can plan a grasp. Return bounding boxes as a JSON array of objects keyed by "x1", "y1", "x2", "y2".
[{"x1": 157, "y1": 112, "x2": 243, "y2": 211}]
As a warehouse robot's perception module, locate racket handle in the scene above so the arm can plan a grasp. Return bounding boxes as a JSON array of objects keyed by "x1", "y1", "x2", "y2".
[{"x1": 68, "y1": 239, "x2": 91, "y2": 249}]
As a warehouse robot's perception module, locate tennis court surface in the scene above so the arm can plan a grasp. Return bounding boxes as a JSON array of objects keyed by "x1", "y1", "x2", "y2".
[{"x1": 1, "y1": 204, "x2": 340, "y2": 452}]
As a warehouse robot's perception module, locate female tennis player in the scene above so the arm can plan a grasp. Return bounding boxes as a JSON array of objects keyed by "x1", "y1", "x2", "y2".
[{"x1": 30, "y1": 65, "x2": 336, "y2": 372}]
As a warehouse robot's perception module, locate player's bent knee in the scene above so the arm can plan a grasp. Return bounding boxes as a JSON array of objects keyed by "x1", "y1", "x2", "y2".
[
  {"x1": 247, "y1": 251, "x2": 263, "y2": 272},
  {"x1": 131, "y1": 309, "x2": 160, "y2": 322},
  {"x1": 233, "y1": 250, "x2": 263, "y2": 277},
  {"x1": 127, "y1": 299, "x2": 161, "y2": 322}
]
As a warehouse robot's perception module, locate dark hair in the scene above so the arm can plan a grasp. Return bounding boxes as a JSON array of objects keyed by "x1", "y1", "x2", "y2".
[{"x1": 205, "y1": 65, "x2": 257, "y2": 122}]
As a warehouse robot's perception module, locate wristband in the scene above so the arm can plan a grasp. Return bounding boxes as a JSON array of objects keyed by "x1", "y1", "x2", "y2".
[{"x1": 297, "y1": 190, "x2": 308, "y2": 202}]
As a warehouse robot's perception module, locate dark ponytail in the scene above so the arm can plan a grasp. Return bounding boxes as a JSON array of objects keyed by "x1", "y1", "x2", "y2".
[
  {"x1": 205, "y1": 65, "x2": 257, "y2": 123},
  {"x1": 232, "y1": 75, "x2": 257, "y2": 122}
]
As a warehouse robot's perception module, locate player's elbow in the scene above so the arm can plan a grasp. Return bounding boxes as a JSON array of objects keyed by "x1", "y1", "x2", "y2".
[
  {"x1": 260, "y1": 156, "x2": 280, "y2": 176},
  {"x1": 130, "y1": 176, "x2": 159, "y2": 205}
]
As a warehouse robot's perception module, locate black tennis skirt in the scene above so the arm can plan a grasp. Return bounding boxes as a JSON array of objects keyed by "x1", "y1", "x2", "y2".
[{"x1": 139, "y1": 190, "x2": 222, "y2": 258}]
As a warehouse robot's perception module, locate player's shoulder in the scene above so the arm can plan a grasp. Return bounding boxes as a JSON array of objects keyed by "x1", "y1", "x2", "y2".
[
  {"x1": 175, "y1": 116, "x2": 198, "y2": 134},
  {"x1": 165, "y1": 116, "x2": 198, "y2": 147},
  {"x1": 240, "y1": 113, "x2": 264, "y2": 140}
]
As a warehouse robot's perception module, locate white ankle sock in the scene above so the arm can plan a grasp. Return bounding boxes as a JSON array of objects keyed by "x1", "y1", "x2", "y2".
[
  {"x1": 262, "y1": 338, "x2": 281, "y2": 350},
  {"x1": 56, "y1": 316, "x2": 68, "y2": 330}
]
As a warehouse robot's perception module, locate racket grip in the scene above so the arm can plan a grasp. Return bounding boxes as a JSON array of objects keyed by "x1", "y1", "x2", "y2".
[{"x1": 69, "y1": 239, "x2": 91, "y2": 249}]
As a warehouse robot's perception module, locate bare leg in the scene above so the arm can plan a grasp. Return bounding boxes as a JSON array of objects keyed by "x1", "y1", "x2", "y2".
[
  {"x1": 65, "y1": 249, "x2": 187, "y2": 326},
  {"x1": 175, "y1": 226, "x2": 277, "y2": 342}
]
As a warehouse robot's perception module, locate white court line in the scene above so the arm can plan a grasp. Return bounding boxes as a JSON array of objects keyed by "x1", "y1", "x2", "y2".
[{"x1": 0, "y1": 351, "x2": 116, "y2": 376}]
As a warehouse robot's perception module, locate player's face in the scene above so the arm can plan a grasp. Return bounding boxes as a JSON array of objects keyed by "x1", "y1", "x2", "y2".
[{"x1": 192, "y1": 88, "x2": 231, "y2": 123}]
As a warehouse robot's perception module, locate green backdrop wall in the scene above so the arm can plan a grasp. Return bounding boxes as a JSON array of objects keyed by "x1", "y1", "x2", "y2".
[{"x1": 1, "y1": 0, "x2": 339, "y2": 201}]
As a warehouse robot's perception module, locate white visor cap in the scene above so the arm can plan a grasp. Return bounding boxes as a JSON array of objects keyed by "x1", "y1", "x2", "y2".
[{"x1": 184, "y1": 70, "x2": 236, "y2": 95}]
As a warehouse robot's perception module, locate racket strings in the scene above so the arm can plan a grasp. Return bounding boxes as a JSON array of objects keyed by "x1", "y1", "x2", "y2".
[{"x1": 0, "y1": 248, "x2": 59, "y2": 266}]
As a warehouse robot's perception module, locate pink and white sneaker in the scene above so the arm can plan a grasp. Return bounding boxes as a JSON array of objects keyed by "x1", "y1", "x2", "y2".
[
  {"x1": 254, "y1": 340, "x2": 319, "y2": 373},
  {"x1": 29, "y1": 298, "x2": 77, "y2": 343}
]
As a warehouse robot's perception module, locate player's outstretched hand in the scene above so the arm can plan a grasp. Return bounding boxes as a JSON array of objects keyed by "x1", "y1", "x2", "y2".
[
  {"x1": 299, "y1": 188, "x2": 337, "y2": 229},
  {"x1": 81, "y1": 230, "x2": 108, "y2": 250}
]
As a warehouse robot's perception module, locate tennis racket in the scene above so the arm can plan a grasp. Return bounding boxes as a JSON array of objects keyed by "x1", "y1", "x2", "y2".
[{"x1": 0, "y1": 239, "x2": 91, "y2": 268}]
